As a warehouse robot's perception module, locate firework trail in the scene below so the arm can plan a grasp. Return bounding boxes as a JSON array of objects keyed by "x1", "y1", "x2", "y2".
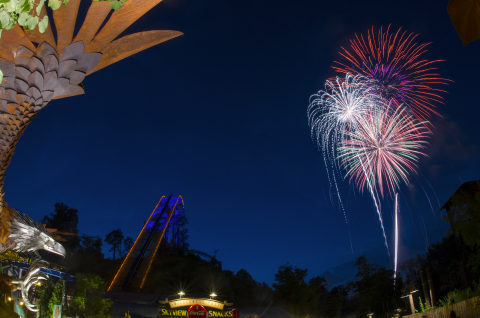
[
  {"x1": 394, "y1": 192, "x2": 398, "y2": 281},
  {"x1": 308, "y1": 73, "x2": 377, "y2": 222},
  {"x1": 337, "y1": 103, "x2": 430, "y2": 270},
  {"x1": 332, "y1": 25, "x2": 450, "y2": 122}
]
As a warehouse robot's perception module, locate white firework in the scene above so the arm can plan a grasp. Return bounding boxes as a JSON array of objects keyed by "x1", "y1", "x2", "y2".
[
  {"x1": 308, "y1": 73, "x2": 379, "y2": 223},
  {"x1": 308, "y1": 73, "x2": 378, "y2": 166}
]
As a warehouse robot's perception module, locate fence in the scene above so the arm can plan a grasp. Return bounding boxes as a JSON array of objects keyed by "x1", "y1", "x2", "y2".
[{"x1": 403, "y1": 296, "x2": 480, "y2": 318}]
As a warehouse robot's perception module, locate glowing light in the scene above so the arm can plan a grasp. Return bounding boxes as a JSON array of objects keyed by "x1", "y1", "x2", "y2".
[
  {"x1": 210, "y1": 293, "x2": 217, "y2": 299},
  {"x1": 108, "y1": 196, "x2": 166, "y2": 291},
  {"x1": 394, "y1": 193, "x2": 398, "y2": 281},
  {"x1": 178, "y1": 291, "x2": 185, "y2": 298}
]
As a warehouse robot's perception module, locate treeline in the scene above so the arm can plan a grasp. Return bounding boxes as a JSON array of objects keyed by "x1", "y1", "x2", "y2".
[
  {"x1": 37, "y1": 190, "x2": 480, "y2": 318},
  {"x1": 268, "y1": 256, "x2": 403, "y2": 318},
  {"x1": 399, "y1": 184, "x2": 480, "y2": 308},
  {"x1": 41, "y1": 202, "x2": 132, "y2": 283}
]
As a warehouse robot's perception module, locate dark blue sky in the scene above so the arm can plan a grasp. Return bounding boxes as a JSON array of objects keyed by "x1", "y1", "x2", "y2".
[{"x1": 4, "y1": 0, "x2": 480, "y2": 286}]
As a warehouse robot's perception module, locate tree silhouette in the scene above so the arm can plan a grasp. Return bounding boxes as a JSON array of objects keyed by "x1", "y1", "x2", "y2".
[
  {"x1": 272, "y1": 263, "x2": 316, "y2": 317},
  {"x1": 41, "y1": 202, "x2": 80, "y2": 254},
  {"x1": 42, "y1": 202, "x2": 79, "y2": 234},
  {"x1": 104, "y1": 229, "x2": 124, "y2": 260},
  {"x1": 122, "y1": 236, "x2": 134, "y2": 257}
]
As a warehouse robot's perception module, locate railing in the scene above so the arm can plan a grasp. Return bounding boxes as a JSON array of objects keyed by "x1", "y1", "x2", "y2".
[{"x1": 403, "y1": 296, "x2": 480, "y2": 318}]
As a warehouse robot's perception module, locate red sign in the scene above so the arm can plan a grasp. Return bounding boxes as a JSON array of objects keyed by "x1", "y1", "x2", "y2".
[
  {"x1": 188, "y1": 304, "x2": 208, "y2": 318},
  {"x1": 232, "y1": 309, "x2": 239, "y2": 318}
]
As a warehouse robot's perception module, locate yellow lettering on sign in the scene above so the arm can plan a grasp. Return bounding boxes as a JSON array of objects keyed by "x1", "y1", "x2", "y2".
[
  {"x1": 160, "y1": 308, "x2": 233, "y2": 317},
  {"x1": 169, "y1": 299, "x2": 224, "y2": 310}
]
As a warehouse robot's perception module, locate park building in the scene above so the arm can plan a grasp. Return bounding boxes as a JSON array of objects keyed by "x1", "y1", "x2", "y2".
[{"x1": 106, "y1": 292, "x2": 295, "y2": 318}]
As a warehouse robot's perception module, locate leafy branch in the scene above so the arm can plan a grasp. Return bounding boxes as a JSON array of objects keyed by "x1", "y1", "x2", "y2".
[{"x1": 0, "y1": 0, "x2": 126, "y2": 39}]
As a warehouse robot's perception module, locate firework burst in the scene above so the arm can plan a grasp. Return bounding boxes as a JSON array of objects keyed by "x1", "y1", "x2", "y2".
[
  {"x1": 333, "y1": 25, "x2": 450, "y2": 121},
  {"x1": 308, "y1": 73, "x2": 376, "y2": 162},
  {"x1": 337, "y1": 104, "x2": 430, "y2": 197}
]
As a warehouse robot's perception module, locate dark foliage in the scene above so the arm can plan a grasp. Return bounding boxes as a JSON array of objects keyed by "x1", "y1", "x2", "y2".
[
  {"x1": 104, "y1": 229, "x2": 124, "y2": 260},
  {"x1": 41, "y1": 202, "x2": 79, "y2": 234}
]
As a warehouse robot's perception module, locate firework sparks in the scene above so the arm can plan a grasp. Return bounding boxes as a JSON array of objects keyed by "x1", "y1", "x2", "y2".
[
  {"x1": 338, "y1": 104, "x2": 430, "y2": 197},
  {"x1": 308, "y1": 73, "x2": 377, "y2": 161},
  {"x1": 333, "y1": 25, "x2": 450, "y2": 121},
  {"x1": 308, "y1": 74, "x2": 378, "y2": 222}
]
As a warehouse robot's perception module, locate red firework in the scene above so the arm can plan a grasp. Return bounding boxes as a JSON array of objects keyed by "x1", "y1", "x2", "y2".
[{"x1": 332, "y1": 25, "x2": 450, "y2": 122}]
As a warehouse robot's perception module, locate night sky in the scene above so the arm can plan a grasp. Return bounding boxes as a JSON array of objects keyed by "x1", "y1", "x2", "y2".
[{"x1": 4, "y1": 0, "x2": 480, "y2": 286}]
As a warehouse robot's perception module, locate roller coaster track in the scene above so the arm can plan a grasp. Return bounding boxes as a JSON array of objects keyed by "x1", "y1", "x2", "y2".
[
  {"x1": 188, "y1": 249, "x2": 222, "y2": 269},
  {"x1": 108, "y1": 195, "x2": 184, "y2": 292}
]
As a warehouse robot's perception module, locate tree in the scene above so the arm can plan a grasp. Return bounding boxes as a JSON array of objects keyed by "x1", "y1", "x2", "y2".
[
  {"x1": 353, "y1": 256, "x2": 403, "y2": 317},
  {"x1": 104, "y1": 229, "x2": 124, "y2": 260},
  {"x1": 80, "y1": 234, "x2": 103, "y2": 255},
  {"x1": 308, "y1": 276, "x2": 329, "y2": 317},
  {"x1": 65, "y1": 273, "x2": 113, "y2": 318},
  {"x1": 67, "y1": 234, "x2": 107, "y2": 278},
  {"x1": 42, "y1": 202, "x2": 80, "y2": 255},
  {"x1": 39, "y1": 278, "x2": 63, "y2": 318},
  {"x1": 324, "y1": 284, "x2": 352, "y2": 318},
  {"x1": 236, "y1": 269, "x2": 257, "y2": 285},
  {"x1": 179, "y1": 215, "x2": 189, "y2": 249},
  {"x1": 449, "y1": 184, "x2": 480, "y2": 272},
  {"x1": 41, "y1": 202, "x2": 79, "y2": 234},
  {"x1": 122, "y1": 236, "x2": 134, "y2": 257},
  {"x1": 272, "y1": 263, "x2": 316, "y2": 318},
  {"x1": 309, "y1": 275, "x2": 328, "y2": 297}
]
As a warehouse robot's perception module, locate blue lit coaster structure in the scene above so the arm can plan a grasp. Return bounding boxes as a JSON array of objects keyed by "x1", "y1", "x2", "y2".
[{"x1": 108, "y1": 195, "x2": 185, "y2": 292}]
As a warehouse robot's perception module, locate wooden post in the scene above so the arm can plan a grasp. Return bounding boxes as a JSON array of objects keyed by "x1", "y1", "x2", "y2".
[
  {"x1": 408, "y1": 294, "x2": 415, "y2": 314},
  {"x1": 426, "y1": 267, "x2": 436, "y2": 306},
  {"x1": 419, "y1": 264, "x2": 431, "y2": 308}
]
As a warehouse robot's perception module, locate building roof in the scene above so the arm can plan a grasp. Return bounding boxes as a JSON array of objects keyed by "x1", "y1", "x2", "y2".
[
  {"x1": 440, "y1": 180, "x2": 480, "y2": 212},
  {"x1": 110, "y1": 302, "x2": 295, "y2": 318}
]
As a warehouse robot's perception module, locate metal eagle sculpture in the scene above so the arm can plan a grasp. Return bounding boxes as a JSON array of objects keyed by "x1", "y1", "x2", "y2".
[
  {"x1": 0, "y1": 203, "x2": 65, "y2": 256},
  {"x1": 0, "y1": 0, "x2": 182, "y2": 312}
]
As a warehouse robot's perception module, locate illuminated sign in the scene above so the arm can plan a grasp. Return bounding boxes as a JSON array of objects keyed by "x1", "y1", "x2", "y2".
[
  {"x1": 169, "y1": 299, "x2": 224, "y2": 310},
  {"x1": 188, "y1": 304, "x2": 207, "y2": 317},
  {"x1": 159, "y1": 309, "x2": 233, "y2": 317},
  {"x1": 158, "y1": 298, "x2": 233, "y2": 318}
]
